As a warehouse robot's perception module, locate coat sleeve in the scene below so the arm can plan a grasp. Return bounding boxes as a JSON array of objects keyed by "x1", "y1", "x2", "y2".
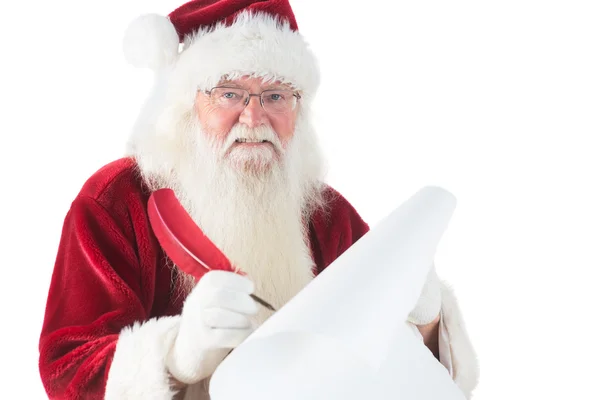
[
  {"x1": 38, "y1": 195, "x2": 181, "y2": 399},
  {"x1": 438, "y1": 281, "x2": 480, "y2": 398}
]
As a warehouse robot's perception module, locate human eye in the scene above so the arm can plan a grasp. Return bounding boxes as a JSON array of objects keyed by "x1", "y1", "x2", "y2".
[
  {"x1": 213, "y1": 88, "x2": 245, "y2": 105},
  {"x1": 264, "y1": 91, "x2": 287, "y2": 102},
  {"x1": 222, "y1": 91, "x2": 240, "y2": 99}
]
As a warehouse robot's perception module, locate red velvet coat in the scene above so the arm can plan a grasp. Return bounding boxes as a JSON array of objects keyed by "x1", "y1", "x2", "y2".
[{"x1": 38, "y1": 157, "x2": 370, "y2": 399}]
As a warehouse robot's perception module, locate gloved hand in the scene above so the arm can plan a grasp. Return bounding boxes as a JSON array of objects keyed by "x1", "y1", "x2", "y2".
[
  {"x1": 408, "y1": 264, "x2": 442, "y2": 325},
  {"x1": 166, "y1": 270, "x2": 258, "y2": 384}
]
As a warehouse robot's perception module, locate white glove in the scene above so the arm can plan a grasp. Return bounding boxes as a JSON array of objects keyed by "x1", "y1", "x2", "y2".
[
  {"x1": 166, "y1": 270, "x2": 258, "y2": 384},
  {"x1": 407, "y1": 265, "x2": 442, "y2": 325}
]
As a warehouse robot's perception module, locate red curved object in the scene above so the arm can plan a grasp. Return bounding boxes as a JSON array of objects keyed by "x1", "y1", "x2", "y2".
[
  {"x1": 148, "y1": 188, "x2": 234, "y2": 278},
  {"x1": 147, "y1": 188, "x2": 275, "y2": 311}
]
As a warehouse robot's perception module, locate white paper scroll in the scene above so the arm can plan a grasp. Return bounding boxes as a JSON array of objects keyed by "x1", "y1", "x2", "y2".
[{"x1": 209, "y1": 186, "x2": 466, "y2": 400}]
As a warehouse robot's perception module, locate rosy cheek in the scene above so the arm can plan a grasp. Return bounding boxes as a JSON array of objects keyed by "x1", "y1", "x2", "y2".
[
  {"x1": 270, "y1": 117, "x2": 295, "y2": 148},
  {"x1": 204, "y1": 108, "x2": 236, "y2": 138}
]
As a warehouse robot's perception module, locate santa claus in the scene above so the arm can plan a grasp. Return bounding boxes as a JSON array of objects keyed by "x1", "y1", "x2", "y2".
[{"x1": 38, "y1": 1, "x2": 479, "y2": 399}]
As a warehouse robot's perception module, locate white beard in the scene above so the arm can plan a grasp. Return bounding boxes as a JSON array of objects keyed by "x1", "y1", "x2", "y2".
[{"x1": 130, "y1": 107, "x2": 327, "y2": 327}]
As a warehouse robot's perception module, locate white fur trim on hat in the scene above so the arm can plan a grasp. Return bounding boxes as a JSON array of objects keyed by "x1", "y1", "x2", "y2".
[
  {"x1": 124, "y1": 10, "x2": 320, "y2": 106},
  {"x1": 123, "y1": 14, "x2": 180, "y2": 71},
  {"x1": 178, "y1": 11, "x2": 318, "y2": 95}
]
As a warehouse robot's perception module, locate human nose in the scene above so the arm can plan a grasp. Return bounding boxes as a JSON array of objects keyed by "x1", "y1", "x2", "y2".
[{"x1": 238, "y1": 94, "x2": 268, "y2": 128}]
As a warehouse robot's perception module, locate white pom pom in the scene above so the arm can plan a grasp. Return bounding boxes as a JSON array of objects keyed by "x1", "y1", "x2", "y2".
[{"x1": 123, "y1": 14, "x2": 180, "y2": 71}]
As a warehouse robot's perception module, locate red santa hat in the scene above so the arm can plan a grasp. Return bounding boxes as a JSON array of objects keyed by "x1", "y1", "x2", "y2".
[{"x1": 122, "y1": 0, "x2": 320, "y2": 103}]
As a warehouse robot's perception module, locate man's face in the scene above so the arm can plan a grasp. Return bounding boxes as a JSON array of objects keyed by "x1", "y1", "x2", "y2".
[{"x1": 194, "y1": 76, "x2": 300, "y2": 173}]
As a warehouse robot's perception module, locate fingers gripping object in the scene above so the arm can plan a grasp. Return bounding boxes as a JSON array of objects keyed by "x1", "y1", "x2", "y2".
[{"x1": 147, "y1": 188, "x2": 275, "y2": 311}]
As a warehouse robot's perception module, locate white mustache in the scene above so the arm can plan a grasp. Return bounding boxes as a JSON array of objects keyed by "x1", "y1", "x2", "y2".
[{"x1": 224, "y1": 124, "x2": 284, "y2": 153}]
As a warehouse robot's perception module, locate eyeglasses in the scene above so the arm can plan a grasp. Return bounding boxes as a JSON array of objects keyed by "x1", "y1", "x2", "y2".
[{"x1": 204, "y1": 87, "x2": 301, "y2": 114}]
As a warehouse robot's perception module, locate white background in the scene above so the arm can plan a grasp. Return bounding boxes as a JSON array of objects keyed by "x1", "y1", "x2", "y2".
[{"x1": 1, "y1": 0, "x2": 599, "y2": 398}]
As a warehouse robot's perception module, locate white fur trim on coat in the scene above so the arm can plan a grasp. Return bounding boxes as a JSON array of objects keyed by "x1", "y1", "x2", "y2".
[
  {"x1": 104, "y1": 316, "x2": 182, "y2": 399},
  {"x1": 440, "y1": 281, "x2": 480, "y2": 398}
]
